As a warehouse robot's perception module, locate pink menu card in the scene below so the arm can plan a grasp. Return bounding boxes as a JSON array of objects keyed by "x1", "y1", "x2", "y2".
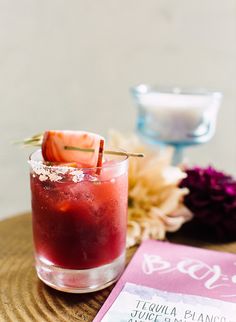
[{"x1": 94, "y1": 240, "x2": 236, "y2": 322}]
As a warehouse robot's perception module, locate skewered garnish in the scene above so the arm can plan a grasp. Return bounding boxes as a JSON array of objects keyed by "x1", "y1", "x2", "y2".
[
  {"x1": 20, "y1": 130, "x2": 144, "y2": 168},
  {"x1": 41, "y1": 130, "x2": 104, "y2": 167}
]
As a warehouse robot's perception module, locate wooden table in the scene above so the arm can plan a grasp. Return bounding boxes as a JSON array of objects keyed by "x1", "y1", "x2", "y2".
[{"x1": 0, "y1": 213, "x2": 236, "y2": 322}]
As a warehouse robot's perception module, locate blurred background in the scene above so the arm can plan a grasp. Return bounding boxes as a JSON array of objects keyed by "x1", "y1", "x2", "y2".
[{"x1": 0, "y1": 0, "x2": 235, "y2": 219}]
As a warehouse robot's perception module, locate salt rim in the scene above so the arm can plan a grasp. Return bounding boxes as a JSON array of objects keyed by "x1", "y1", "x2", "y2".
[
  {"x1": 70, "y1": 170, "x2": 86, "y2": 183},
  {"x1": 28, "y1": 148, "x2": 128, "y2": 183},
  {"x1": 28, "y1": 160, "x2": 102, "y2": 183},
  {"x1": 28, "y1": 160, "x2": 81, "y2": 182}
]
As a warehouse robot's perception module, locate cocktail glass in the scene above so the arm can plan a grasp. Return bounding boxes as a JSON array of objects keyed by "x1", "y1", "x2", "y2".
[
  {"x1": 29, "y1": 149, "x2": 128, "y2": 293},
  {"x1": 131, "y1": 84, "x2": 222, "y2": 165}
]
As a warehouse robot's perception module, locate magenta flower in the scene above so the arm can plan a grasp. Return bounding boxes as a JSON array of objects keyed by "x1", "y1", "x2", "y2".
[{"x1": 180, "y1": 166, "x2": 236, "y2": 241}]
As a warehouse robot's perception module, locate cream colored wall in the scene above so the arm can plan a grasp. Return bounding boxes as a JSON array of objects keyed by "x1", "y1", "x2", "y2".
[{"x1": 0, "y1": 0, "x2": 235, "y2": 219}]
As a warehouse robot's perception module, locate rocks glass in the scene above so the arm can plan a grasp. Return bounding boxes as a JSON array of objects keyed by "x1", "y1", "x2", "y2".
[{"x1": 29, "y1": 150, "x2": 128, "y2": 293}]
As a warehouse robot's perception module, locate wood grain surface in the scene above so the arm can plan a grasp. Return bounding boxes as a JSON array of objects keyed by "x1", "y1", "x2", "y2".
[{"x1": 0, "y1": 213, "x2": 236, "y2": 322}]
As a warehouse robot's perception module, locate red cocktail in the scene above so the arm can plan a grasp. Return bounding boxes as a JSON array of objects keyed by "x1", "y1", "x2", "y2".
[{"x1": 29, "y1": 149, "x2": 128, "y2": 292}]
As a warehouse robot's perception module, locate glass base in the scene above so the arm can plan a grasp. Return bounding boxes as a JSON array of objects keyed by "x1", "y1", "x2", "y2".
[{"x1": 35, "y1": 252, "x2": 126, "y2": 293}]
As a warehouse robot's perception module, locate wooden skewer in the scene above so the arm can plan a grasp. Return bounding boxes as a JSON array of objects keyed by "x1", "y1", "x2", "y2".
[
  {"x1": 15, "y1": 135, "x2": 145, "y2": 158},
  {"x1": 15, "y1": 133, "x2": 145, "y2": 158},
  {"x1": 64, "y1": 145, "x2": 144, "y2": 158},
  {"x1": 14, "y1": 133, "x2": 43, "y2": 146}
]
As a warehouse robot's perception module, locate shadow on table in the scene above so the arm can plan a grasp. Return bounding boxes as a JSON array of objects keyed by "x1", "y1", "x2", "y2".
[{"x1": 167, "y1": 221, "x2": 236, "y2": 248}]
